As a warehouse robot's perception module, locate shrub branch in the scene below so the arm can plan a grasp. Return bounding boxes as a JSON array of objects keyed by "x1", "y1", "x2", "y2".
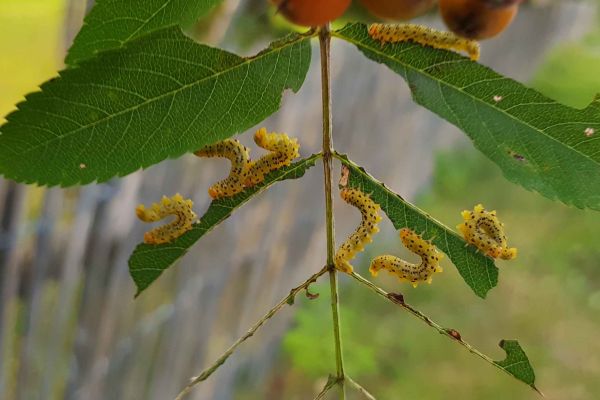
[
  {"x1": 348, "y1": 270, "x2": 544, "y2": 396},
  {"x1": 174, "y1": 265, "x2": 329, "y2": 400},
  {"x1": 320, "y1": 23, "x2": 347, "y2": 398}
]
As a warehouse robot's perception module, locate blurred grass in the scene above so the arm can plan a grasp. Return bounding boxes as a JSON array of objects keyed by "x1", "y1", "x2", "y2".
[{"x1": 0, "y1": 0, "x2": 64, "y2": 122}]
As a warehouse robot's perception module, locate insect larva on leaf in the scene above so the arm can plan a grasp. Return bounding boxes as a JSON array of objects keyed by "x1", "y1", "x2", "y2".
[
  {"x1": 136, "y1": 193, "x2": 197, "y2": 245},
  {"x1": 245, "y1": 128, "x2": 300, "y2": 187},
  {"x1": 369, "y1": 228, "x2": 444, "y2": 288},
  {"x1": 368, "y1": 23, "x2": 481, "y2": 61},
  {"x1": 334, "y1": 188, "x2": 383, "y2": 273},
  {"x1": 195, "y1": 139, "x2": 251, "y2": 199},
  {"x1": 457, "y1": 204, "x2": 517, "y2": 260}
]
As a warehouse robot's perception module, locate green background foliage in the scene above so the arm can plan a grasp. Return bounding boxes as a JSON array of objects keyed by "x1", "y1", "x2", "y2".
[{"x1": 0, "y1": 0, "x2": 63, "y2": 122}]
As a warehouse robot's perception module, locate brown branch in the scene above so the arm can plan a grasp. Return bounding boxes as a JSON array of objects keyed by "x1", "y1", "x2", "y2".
[
  {"x1": 319, "y1": 22, "x2": 347, "y2": 399},
  {"x1": 314, "y1": 375, "x2": 340, "y2": 400},
  {"x1": 347, "y1": 270, "x2": 544, "y2": 397},
  {"x1": 175, "y1": 265, "x2": 329, "y2": 400},
  {"x1": 347, "y1": 376, "x2": 377, "y2": 400}
]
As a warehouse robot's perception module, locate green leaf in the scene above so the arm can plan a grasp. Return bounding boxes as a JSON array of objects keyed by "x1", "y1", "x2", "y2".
[
  {"x1": 129, "y1": 154, "x2": 320, "y2": 296},
  {"x1": 337, "y1": 153, "x2": 498, "y2": 298},
  {"x1": 0, "y1": 27, "x2": 312, "y2": 187},
  {"x1": 334, "y1": 23, "x2": 600, "y2": 211},
  {"x1": 65, "y1": 0, "x2": 223, "y2": 65},
  {"x1": 494, "y1": 340, "x2": 539, "y2": 393}
]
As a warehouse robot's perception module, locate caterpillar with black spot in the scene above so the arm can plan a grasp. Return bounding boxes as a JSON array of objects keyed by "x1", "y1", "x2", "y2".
[
  {"x1": 136, "y1": 193, "x2": 197, "y2": 245},
  {"x1": 369, "y1": 228, "x2": 444, "y2": 288},
  {"x1": 245, "y1": 127, "x2": 300, "y2": 187},
  {"x1": 334, "y1": 188, "x2": 382, "y2": 273},
  {"x1": 195, "y1": 139, "x2": 251, "y2": 199},
  {"x1": 457, "y1": 204, "x2": 517, "y2": 260},
  {"x1": 368, "y1": 23, "x2": 480, "y2": 61}
]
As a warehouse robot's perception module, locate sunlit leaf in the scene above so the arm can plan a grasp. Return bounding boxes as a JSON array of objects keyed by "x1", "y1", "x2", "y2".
[{"x1": 0, "y1": 28, "x2": 312, "y2": 186}]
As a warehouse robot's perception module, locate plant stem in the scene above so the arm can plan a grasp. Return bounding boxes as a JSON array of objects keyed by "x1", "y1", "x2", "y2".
[
  {"x1": 314, "y1": 375, "x2": 340, "y2": 400},
  {"x1": 319, "y1": 24, "x2": 346, "y2": 398},
  {"x1": 347, "y1": 376, "x2": 377, "y2": 400},
  {"x1": 348, "y1": 270, "x2": 544, "y2": 397},
  {"x1": 174, "y1": 266, "x2": 329, "y2": 400}
]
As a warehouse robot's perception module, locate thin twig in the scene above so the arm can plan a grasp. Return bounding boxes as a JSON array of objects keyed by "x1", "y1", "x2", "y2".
[
  {"x1": 174, "y1": 266, "x2": 329, "y2": 400},
  {"x1": 314, "y1": 375, "x2": 339, "y2": 400},
  {"x1": 347, "y1": 376, "x2": 377, "y2": 400},
  {"x1": 319, "y1": 23, "x2": 347, "y2": 398},
  {"x1": 348, "y1": 270, "x2": 544, "y2": 397}
]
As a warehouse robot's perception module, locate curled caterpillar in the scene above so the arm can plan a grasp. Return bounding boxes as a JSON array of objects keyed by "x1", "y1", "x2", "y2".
[
  {"x1": 334, "y1": 188, "x2": 382, "y2": 273},
  {"x1": 136, "y1": 193, "x2": 198, "y2": 245},
  {"x1": 368, "y1": 23, "x2": 480, "y2": 61},
  {"x1": 245, "y1": 128, "x2": 300, "y2": 187},
  {"x1": 457, "y1": 204, "x2": 517, "y2": 260},
  {"x1": 369, "y1": 228, "x2": 444, "y2": 288},
  {"x1": 195, "y1": 139, "x2": 251, "y2": 199}
]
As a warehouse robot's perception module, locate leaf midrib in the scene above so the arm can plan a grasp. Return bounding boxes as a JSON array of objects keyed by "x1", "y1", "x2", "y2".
[
  {"x1": 10, "y1": 34, "x2": 312, "y2": 157},
  {"x1": 334, "y1": 28, "x2": 599, "y2": 168}
]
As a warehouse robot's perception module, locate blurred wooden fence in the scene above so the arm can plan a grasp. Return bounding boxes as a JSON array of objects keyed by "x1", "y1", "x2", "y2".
[{"x1": 0, "y1": 1, "x2": 593, "y2": 399}]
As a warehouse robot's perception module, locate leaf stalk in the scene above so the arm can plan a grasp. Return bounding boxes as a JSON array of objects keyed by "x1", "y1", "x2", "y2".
[
  {"x1": 319, "y1": 23, "x2": 347, "y2": 398},
  {"x1": 174, "y1": 265, "x2": 328, "y2": 400},
  {"x1": 348, "y1": 270, "x2": 543, "y2": 396}
]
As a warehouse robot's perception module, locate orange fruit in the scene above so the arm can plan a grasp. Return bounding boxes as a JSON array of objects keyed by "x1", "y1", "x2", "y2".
[
  {"x1": 359, "y1": 0, "x2": 437, "y2": 21},
  {"x1": 439, "y1": 0, "x2": 519, "y2": 40},
  {"x1": 273, "y1": 0, "x2": 351, "y2": 27}
]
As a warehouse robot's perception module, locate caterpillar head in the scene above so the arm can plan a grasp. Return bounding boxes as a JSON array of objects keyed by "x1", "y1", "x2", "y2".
[
  {"x1": 368, "y1": 256, "x2": 385, "y2": 277},
  {"x1": 500, "y1": 247, "x2": 518, "y2": 260}
]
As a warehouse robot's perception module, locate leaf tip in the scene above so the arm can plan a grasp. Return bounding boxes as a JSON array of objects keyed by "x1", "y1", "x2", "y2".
[{"x1": 494, "y1": 339, "x2": 538, "y2": 390}]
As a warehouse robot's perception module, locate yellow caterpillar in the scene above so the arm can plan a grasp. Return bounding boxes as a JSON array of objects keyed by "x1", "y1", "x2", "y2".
[
  {"x1": 245, "y1": 127, "x2": 300, "y2": 187},
  {"x1": 457, "y1": 204, "x2": 517, "y2": 260},
  {"x1": 136, "y1": 193, "x2": 197, "y2": 245},
  {"x1": 369, "y1": 228, "x2": 444, "y2": 288},
  {"x1": 195, "y1": 139, "x2": 251, "y2": 199},
  {"x1": 368, "y1": 23, "x2": 480, "y2": 61},
  {"x1": 334, "y1": 188, "x2": 382, "y2": 273}
]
